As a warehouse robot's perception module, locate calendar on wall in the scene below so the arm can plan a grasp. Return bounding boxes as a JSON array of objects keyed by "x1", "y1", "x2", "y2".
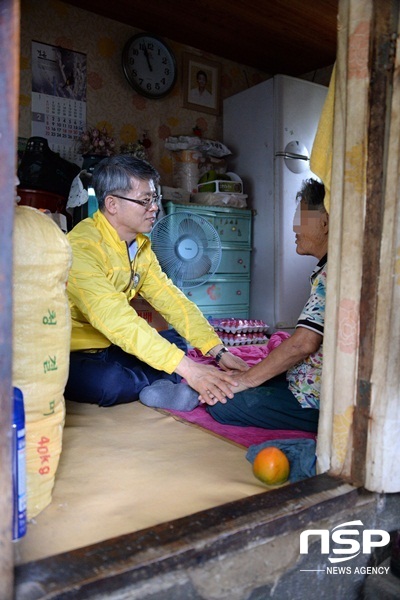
[{"x1": 31, "y1": 41, "x2": 87, "y2": 165}]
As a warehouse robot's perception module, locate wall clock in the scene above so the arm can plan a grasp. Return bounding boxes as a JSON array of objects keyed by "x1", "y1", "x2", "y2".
[{"x1": 122, "y1": 33, "x2": 177, "y2": 99}]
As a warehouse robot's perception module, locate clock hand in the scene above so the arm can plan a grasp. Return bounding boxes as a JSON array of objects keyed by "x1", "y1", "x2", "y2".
[{"x1": 143, "y1": 45, "x2": 153, "y2": 72}]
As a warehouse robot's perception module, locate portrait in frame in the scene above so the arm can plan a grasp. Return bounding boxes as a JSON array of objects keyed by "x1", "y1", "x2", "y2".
[{"x1": 182, "y1": 53, "x2": 220, "y2": 115}]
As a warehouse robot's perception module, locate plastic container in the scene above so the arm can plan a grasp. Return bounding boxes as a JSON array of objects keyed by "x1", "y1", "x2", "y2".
[
  {"x1": 197, "y1": 180, "x2": 243, "y2": 194},
  {"x1": 12, "y1": 387, "x2": 27, "y2": 540}
]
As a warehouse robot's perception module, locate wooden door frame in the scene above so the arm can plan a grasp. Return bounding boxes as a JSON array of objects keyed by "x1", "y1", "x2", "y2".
[{"x1": 0, "y1": 0, "x2": 20, "y2": 598}]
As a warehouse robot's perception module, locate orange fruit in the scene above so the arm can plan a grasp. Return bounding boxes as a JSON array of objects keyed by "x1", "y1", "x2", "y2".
[{"x1": 252, "y1": 446, "x2": 290, "y2": 486}]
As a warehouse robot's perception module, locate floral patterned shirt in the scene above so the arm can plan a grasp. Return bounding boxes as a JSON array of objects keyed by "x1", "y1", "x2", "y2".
[{"x1": 287, "y1": 255, "x2": 327, "y2": 409}]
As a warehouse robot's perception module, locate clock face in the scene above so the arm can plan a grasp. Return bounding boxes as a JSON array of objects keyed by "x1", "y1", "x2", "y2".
[{"x1": 122, "y1": 34, "x2": 177, "y2": 99}]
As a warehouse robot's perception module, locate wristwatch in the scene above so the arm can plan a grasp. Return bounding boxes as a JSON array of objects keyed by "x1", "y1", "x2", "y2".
[{"x1": 214, "y1": 346, "x2": 229, "y2": 364}]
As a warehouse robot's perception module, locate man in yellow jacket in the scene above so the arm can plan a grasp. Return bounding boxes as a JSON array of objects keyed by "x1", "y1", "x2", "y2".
[{"x1": 65, "y1": 155, "x2": 248, "y2": 409}]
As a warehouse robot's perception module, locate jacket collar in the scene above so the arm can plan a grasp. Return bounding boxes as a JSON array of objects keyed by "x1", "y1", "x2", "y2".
[{"x1": 93, "y1": 210, "x2": 149, "y2": 252}]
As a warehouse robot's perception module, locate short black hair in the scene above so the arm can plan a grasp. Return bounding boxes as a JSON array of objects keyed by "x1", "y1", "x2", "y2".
[
  {"x1": 196, "y1": 70, "x2": 207, "y2": 80},
  {"x1": 296, "y1": 178, "x2": 326, "y2": 211},
  {"x1": 92, "y1": 155, "x2": 160, "y2": 210}
]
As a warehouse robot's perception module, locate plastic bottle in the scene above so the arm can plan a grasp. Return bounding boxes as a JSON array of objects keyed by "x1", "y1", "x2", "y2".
[{"x1": 12, "y1": 387, "x2": 27, "y2": 540}]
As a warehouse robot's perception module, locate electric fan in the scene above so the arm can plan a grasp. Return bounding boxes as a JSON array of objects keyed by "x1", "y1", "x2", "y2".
[{"x1": 150, "y1": 212, "x2": 222, "y2": 288}]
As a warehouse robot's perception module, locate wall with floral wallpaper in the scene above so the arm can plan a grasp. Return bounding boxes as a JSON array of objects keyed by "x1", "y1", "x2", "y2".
[{"x1": 19, "y1": 0, "x2": 271, "y2": 187}]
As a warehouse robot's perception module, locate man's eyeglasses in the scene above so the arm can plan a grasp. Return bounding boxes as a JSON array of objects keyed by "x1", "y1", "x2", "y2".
[{"x1": 112, "y1": 193, "x2": 161, "y2": 208}]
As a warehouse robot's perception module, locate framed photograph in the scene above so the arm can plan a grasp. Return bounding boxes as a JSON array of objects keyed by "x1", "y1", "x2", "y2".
[{"x1": 182, "y1": 53, "x2": 220, "y2": 115}]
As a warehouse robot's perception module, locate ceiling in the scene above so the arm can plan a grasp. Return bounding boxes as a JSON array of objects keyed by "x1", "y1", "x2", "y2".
[{"x1": 64, "y1": 0, "x2": 338, "y2": 75}]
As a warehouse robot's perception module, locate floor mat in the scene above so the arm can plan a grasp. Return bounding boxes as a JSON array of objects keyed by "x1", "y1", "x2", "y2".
[{"x1": 15, "y1": 400, "x2": 267, "y2": 565}]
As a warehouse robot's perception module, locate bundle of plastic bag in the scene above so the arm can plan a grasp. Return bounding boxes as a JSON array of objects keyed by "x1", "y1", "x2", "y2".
[
  {"x1": 191, "y1": 192, "x2": 248, "y2": 208},
  {"x1": 165, "y1": 136, "x2": 232, "y2": 158}
]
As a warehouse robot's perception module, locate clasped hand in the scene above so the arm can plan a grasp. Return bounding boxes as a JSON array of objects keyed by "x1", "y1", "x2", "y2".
[
  {"x1": 198, "y1": 353, "x2": 252, "y2": 402},
  {"x1": 175, "y1": 353, "x2": 249, "y2": 406}
]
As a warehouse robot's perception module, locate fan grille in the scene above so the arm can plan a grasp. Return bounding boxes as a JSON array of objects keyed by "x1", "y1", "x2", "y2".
[{"x1": 151, "y1": 212, "x2": 222, "y2": 288}]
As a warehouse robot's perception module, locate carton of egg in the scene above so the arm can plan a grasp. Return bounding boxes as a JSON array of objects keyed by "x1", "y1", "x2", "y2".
[{"x1": 208, "y1": 318, "x2": 269, "y2": 345}]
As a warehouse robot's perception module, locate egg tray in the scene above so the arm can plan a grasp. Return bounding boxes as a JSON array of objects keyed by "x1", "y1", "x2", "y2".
[
  {"x1": 217, "y1": 332, "x2": 269, "y2": 346},
  {"x1": 209, "y1": 317, "x2": 269, "y2": 334}
]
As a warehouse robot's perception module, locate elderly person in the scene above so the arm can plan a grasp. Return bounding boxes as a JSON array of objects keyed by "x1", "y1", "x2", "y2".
[
  {"x1": 65, "y1": 155, "x2": 248, "y2": 410},
  {"x1": 207, "y1": 178, "x2": 328, "y2": 433}
]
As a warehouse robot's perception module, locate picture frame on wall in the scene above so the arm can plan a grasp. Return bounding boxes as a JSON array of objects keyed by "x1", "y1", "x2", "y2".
[{"x1": 182, "y1": 53, "x2": 220, "y2": 115}]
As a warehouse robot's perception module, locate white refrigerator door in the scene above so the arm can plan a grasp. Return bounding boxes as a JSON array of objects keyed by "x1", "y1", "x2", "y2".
[
  {"x1": 273, "y1": 75, "x2": 328, "y2": 330},
  {"x1": 223, "y1": 78, "x2": 276, "y2": 327},
  {"x1": 223, "y1": 75, "x2": 327, "y2": 332}
]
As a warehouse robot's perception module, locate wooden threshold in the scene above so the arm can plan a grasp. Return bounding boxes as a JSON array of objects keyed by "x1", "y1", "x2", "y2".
[{"x1": 15, "y1": 474, "x2": 358, "y2": 599}]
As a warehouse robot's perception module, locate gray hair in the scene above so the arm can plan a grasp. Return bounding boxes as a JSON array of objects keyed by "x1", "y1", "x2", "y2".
[{"x1": 92, "y1": 155, "x2": 160, "y2": 210}]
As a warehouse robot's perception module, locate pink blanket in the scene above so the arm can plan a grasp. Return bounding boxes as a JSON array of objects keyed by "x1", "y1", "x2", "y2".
[
  {"x1": 164, "y1": 333, "x2": 317, "y2": 448},
  {"x1": 186, "y1": 330, "x2": 291, "y2": 367},
  {"x1": 164, "y1": 404, "x2": 316, "y2": 448}
]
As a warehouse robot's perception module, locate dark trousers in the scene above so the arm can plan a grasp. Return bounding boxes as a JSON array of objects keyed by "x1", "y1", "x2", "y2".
[
  {"x1": 207, "y1": 374, "x2": 319, "y2": 433},
  {"x1": 65, "y1": 329, "x2": 187, "y2": 407}
]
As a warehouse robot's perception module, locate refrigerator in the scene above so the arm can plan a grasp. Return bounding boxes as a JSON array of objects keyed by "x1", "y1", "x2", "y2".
[{"x1": 223, "y1": 75, "x2": 328, "y2": 332}]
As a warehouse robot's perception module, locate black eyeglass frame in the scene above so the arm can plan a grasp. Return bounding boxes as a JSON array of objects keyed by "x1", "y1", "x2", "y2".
[{"x1": 111, "y1": 193, "x2": 161, "y2": 208}]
